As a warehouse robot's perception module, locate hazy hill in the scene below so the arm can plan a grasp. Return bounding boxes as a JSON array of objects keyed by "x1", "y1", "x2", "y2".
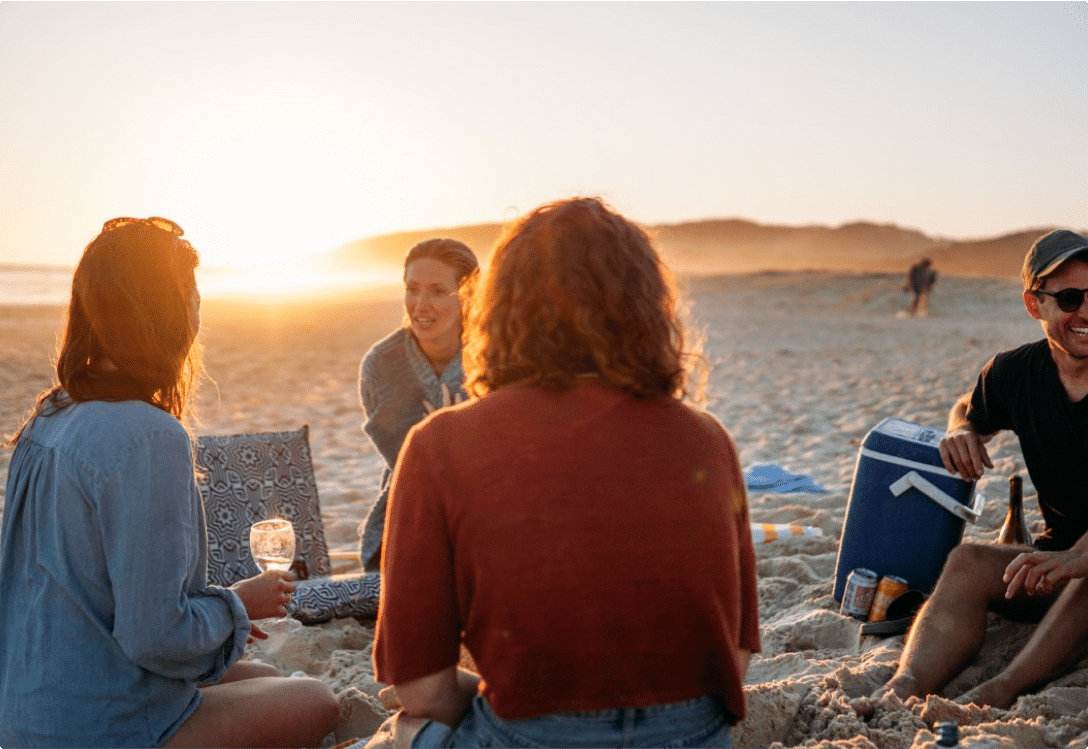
[
  {"x1": 925, "y1": 229, "x2": 1059, "y2": 281},
  {"x1": 645, "y1": 219, "x2": 940, "y2": 275},
  {"x1": 325, "y1": 219, "x2": 1072, "y2": 280},
  {"x1": 324, "y1": 223, "x2": 504, "y2": 271}
]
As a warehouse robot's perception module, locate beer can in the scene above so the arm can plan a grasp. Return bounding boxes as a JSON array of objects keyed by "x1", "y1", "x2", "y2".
[
  {"x1": 840, "y1": 568, "x2": 879, "y2": 620},
  {"x1": 868, "y1": 575, "x2": 910, "y2": 622}
]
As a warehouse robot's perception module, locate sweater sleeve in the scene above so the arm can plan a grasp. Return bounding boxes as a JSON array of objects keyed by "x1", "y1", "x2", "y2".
[
  {"x1": 100, "y1": 424, "x2": 248, "y2": 684},
  {"x1": 373, "y1": 423, "x2": 462, "y2": 685},
  {"x1": 726, "y1": 436, "x2": 761, "y2": 654},
  {"x1": 697, "y1": 409, "x2": 761, "y2": 654},
  {"x1": 361, "y1": 339, "x2": 420, "y2": 469}
]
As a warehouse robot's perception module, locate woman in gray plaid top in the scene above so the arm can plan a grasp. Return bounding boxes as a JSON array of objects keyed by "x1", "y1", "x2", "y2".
[{"x1": 357, "y1": 238, "x2": 479, "y2": 571}]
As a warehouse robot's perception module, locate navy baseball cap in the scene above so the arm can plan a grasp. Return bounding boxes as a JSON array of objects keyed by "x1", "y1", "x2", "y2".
[{"x1": 1022, "y1": 230, "x2": 1088, "y2": 289}]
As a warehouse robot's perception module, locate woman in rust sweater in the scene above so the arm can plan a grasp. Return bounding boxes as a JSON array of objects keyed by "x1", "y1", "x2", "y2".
[{"x1": 374, "y1": 197, "x2": 760, "y2": 748}]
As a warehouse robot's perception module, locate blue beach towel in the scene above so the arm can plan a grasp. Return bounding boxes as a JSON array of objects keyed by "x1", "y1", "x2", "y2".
[{"x1": 744, "y1": 463, "x2": 826, "y2": 494}]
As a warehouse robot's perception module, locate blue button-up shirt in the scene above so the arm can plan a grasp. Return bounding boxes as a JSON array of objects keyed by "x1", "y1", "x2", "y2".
[{"x1": 0, "y1": 398, "x2": 250, "y2": 748}]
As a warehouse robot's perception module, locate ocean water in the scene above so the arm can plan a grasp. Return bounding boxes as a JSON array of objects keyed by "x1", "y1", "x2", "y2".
[
  {"x1": 0, "y1": 264, "x2": 401, "y2": 306},
  {"x1": 0, "y1": 264, "x2": 73, "y2": 305}
]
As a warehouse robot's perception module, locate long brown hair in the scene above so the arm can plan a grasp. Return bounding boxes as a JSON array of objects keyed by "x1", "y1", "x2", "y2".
[
  {"x1": 10, "y1": 217, "x2": 202, "y2": 443},
  {"x1": 463, "y1": 197, "x2": 705, "y2": 401}
]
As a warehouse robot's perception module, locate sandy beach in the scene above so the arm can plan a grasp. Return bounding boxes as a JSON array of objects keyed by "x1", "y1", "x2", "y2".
[{"x1": 2, "y1": 271, "x2": 1086, "y2": 748}]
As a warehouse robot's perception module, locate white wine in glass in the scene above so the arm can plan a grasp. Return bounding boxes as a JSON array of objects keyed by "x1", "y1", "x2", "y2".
[{"x1": 248, "y1": 518, "x2": 302, "y2": 634}]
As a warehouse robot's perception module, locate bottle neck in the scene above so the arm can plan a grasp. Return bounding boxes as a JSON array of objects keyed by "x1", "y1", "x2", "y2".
[{"x1": 1009, "y1": 475, "x2": 1023, "y2": 510}]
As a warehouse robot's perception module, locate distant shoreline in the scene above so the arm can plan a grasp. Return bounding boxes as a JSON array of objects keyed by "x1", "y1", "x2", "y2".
[{"x1": 0, "y1": 267, "x2": 1028, "y2": 310}]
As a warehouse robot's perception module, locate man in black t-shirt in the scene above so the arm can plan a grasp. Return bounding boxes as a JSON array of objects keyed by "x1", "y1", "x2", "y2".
[{"x1": 878, "y1": 229, "x2": 1088, "y2": 709}]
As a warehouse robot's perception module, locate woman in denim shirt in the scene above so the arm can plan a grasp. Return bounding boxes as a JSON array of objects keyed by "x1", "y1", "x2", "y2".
[
  {"x1": 0, "y1": 218, "x2": 338, "y2": 748},
  {"x1": 357, "y1": 238, "x2": 479, "y2": 571}
]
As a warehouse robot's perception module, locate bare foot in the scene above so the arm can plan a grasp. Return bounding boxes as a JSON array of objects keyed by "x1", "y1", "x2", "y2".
[
  {"x1": 874, "y1": 671, "x2": 922, "y2": 702},
  {"x1": 954, "y1": 679, "x2": 1016, "y2": 710},
  {"x1": 856, "y1": 675, "x2": 918, "y2": 718}
]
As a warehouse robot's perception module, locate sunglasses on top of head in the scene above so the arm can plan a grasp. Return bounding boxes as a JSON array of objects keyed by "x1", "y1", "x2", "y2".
[
  {"x1": 102, "y1": 216, "x2": 184, "y2": 236},
  {"x1": 1034, "y1": 287, "x2": 1088, "y2": 313}
]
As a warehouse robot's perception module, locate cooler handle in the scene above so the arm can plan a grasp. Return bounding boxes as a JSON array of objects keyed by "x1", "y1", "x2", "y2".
[{"x1": 889, "y1": 470, "x2": 984, "y2": 523}]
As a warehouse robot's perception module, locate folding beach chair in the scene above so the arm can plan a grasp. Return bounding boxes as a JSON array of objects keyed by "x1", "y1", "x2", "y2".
[{"x1": 195, "y1": 425, "x2": 381, "y2": 624}]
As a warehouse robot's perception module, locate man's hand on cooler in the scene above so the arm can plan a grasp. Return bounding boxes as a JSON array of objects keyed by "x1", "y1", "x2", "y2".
[{"x1": 938, "y1": 425, "x2": 994, "y2": 481}]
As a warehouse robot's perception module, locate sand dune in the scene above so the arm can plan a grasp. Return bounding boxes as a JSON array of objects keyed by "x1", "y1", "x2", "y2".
[
  {"x1": 326, "y1": 218, "x2": 1073, "y2": 281},
  {"x1": 2, "y1": 269, "x2": 1087, "y2": 748}
]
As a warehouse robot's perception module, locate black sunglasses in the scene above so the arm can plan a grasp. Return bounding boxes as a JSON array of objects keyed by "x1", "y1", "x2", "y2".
[{"x1": 1034, "y1": 287, "x2": 1088, "y2": 313}]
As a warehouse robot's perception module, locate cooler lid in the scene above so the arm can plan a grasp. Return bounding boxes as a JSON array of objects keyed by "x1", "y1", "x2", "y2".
[{"x1": 862, "y1": 417, "x2": 946, "y2": 466}]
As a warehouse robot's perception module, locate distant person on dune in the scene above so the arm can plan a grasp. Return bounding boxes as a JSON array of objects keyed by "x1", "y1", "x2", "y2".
[
  {"x1": 372, "y1": 198, "x2": 760, "y2": 748},
  {"x1": 877, "y1": 229, "x2": 1088, "y2": 710},
  {"x1": 0, "y1": 217, "x2": 337, "y2": 748},
  {"x1": 356, "y1": 238, "x2": 479, "y2": 572},
  {"x1": 904, "y1": 257, "x2": 937, "y2": 316}
]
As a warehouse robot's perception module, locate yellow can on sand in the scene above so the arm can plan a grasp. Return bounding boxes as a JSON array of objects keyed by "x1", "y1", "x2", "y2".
[{"x1": 868, "y1": 575, "x2": 910, "y2": 622}]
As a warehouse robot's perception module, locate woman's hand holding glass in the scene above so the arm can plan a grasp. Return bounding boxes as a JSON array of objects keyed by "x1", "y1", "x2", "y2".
[
  {"x1": 231, "y1": 568, "x2": 297, "y2": 618},
  {"x1": 241, "y1": 518, "x2": 302, "y2": 636}
]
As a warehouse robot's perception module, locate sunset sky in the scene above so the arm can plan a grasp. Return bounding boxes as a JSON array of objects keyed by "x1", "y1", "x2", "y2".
[{"x1": 1, "y1": 1, "x2": 1085, "y2": 270}]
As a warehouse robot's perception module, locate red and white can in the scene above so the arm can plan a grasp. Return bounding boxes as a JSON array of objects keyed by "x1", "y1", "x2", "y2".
[
  {"x1": 840, "y1": 567, "x2": 879, "y2": 620},
  {"x1": 868, "y1": 575, "x2": 910, "y2": 622}
]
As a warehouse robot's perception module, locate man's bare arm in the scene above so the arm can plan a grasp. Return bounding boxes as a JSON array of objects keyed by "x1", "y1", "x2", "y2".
[
  {"x1": 945, "y1": 392, "x2": 972, "y2": 433},
  {"x1": 938, "y1": 392, "x2": 995, "y2": 480}
]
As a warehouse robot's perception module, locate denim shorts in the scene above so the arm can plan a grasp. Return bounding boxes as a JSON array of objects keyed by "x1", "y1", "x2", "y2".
[{"x1": 412, "y1": 693, "x2": 733, "y2": 748}]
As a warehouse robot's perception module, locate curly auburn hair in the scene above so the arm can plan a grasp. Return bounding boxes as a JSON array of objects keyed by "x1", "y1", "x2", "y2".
[
  {"x1": 10, "y1": 218, "x2": 202, "y2": 443},
  {"x1": 463, "y1": 197, "x2": 705, "y2": 401}
]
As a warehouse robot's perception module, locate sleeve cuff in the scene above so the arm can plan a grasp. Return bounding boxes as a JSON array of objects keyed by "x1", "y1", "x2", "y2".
[{"x1": 198, "y1": 586, "x2": 251, "y2": 684}]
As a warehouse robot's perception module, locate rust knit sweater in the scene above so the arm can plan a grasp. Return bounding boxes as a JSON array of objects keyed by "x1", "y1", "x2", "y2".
[{"x1": 374, "y1": 382, "x2": 760, "y2": 721}]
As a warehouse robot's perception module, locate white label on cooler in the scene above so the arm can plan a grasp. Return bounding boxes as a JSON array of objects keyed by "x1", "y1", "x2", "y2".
[{"x1": 876, "y1": 417, "x2": 944, "y2": 446}]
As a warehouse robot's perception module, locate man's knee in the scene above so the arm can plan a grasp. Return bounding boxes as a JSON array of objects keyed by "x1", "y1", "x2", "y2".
[
  {"x1": 1045, "y1": 576, "x2": 1088, "y2": 612},
  {"x1": 937, "y1": 544, "x2": 1015, "y2": 595}
]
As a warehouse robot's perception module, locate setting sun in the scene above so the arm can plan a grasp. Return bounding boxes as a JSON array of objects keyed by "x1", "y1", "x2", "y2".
[
  {"x1": 176, "y1": 135, "x2": 375, "y2": 268},
  {"x1": 195, "y1": 263, "x2": 401, "y2": 302}
]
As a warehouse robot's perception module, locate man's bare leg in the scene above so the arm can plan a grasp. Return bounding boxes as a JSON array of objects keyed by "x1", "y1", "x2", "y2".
[
  {"x1": 880, "y1": 543, "x2": 1028, "y2": 700},
  {"x1": 957, "y1": 576, "x2": 1086, "y2": 708}
]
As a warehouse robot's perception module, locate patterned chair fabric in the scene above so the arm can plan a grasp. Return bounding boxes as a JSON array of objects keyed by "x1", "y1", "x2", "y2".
[{"x1": 195, "y1": 425, "x2": 380, "y2": 623}]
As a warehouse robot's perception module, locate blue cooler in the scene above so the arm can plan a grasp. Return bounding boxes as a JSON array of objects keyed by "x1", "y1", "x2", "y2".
[{"x1": 833, "y1": 417, "x2": 983, "y2": 602}]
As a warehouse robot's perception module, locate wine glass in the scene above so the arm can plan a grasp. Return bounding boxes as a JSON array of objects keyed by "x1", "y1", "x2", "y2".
[{"x1": 248, "y1": 518, "x2": 302, "y2": 635}]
